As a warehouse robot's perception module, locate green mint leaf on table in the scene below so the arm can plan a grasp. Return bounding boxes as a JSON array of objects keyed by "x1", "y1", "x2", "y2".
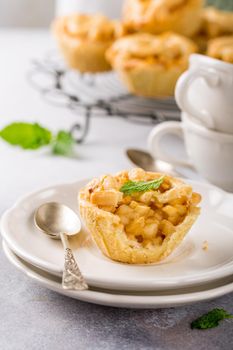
[
  {"x1": 120, "y1": 177, "x2": 164, "y2": 195},
  {"x1": 191, "y1": 308, "x2": 233, "y2": 330},
  {"x1": 0, "y1": 122, "x2": 76, "y2": 157},
  {"x1": 52, "y1": 130, "x2": 75, "y2": 156},
  {"x1": 0, "y1": 122, "x2": 51, "y2": 149}
]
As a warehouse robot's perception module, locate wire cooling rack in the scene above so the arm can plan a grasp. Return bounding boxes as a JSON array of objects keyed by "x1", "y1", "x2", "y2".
[{"x1": 28, "y1": 51, "x2": 181, "y2": 143}]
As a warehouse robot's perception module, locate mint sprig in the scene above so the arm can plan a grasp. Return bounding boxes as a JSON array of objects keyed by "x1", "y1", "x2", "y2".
[
  {"x1": 120, "y1": 177, "x2": 164, "y2": 195},
  {"x1": 0, "y1": 122, "x2": 75, "y2": 156},
  {"x1": 191, "y1": 308, "x2": 233, "y2": 330},
  {"x1": 0, "y1": 122, "x2": 52, "y2": 149}
]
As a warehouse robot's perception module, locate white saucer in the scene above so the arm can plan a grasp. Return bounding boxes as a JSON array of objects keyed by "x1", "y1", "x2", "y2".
[
  {"x1": 3, "y1": 240, "x2": 233, "y2": 309},
  {"x1": 1, "y1": 179, "x2": 233, "y2": 291}
]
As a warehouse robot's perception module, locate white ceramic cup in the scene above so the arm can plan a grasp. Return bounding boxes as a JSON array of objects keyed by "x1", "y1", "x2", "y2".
[
  {"x1": 175, "y1": 54, "x2": 233, "y2": 134},
  {"x1": 55, "y1": 0, "x2": 124, "y2": 19},
  {"x1": 148, "y1": 112, "x2": 233, "y2": 192}
]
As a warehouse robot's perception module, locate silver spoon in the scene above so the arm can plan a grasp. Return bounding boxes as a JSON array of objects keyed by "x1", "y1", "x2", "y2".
[
  {"x1": 34, "y1": 202, "x2": 88, "y2": 291},
  {"x1": 126, "y1": 148, "x2": 179, "y2": 175}
]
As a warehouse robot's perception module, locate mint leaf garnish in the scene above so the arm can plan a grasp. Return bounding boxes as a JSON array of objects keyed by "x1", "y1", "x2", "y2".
[
  {"x1": 191, "y1": 308, "x2": 233, "y2": 330},
  {"x1": 0, "y1": 122, "x2": 51, "y2": 149},
  {"x1": 120, "y1": 177, "x2": 164, "y2": 195},
  {"x1": 52, "y1": 130, "x2": 75, "y2": 156}
]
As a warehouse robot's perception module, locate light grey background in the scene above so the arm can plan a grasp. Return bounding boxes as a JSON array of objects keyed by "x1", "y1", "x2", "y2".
[
  {"x1": 0, "y1": 0, "x2": 124, "y2": 27},
  {"x1": 0, "y1": 0, "x2": 55, "y2": 27}
]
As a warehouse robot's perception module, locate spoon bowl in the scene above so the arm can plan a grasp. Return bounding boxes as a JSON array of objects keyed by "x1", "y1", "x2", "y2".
[
  {"x1": 126, "y1": 149, "x2": 155, "y2": 172},
  {"x1": 126, "y1": 148, "x2": 186, "y2": 177},
  {"x1": 34, "y1": 202, "x2": 81, "y2": 238}
]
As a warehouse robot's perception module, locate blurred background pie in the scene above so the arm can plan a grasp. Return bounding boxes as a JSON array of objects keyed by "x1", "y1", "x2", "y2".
[
  {"x1": 53, "y1": 13, "x2": 125, "y2": 72},
  {"x1": 106, "y1": 32, "x2": 197, "y2": 97},
  {"x1": 207, "y1": 35, "x2": 233, "y2": 63},
  {"x1": 193, "y1": 6, "x2": 233, "y2": 52},
  {"x1": 122, "y1": 0, "x2": 204, "y2": 37}
]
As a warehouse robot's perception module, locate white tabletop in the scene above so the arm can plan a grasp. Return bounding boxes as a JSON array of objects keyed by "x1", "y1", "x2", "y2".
[{"x1": 1, "y1": 30, "x2": 232, "y2": 350}]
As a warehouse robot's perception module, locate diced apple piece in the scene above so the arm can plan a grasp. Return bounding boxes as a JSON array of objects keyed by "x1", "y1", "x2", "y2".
[
  {"x1": 167, "y1": 215, "x2": 180, "y2": 225},
  {"x1": 159, "y1": 219, "x2": 175, "y2": 236},
  {"x1": 169, "y1": 196, "x2": 187, "y2": 205},
  {"x1": 116, "y1": 204, "x2": 134, "y2": 225},
  {"x1": 121, "y1": 195, "x2": 132, "y2": 205},
  {"x1": 134, "y1": 204, "x2": 151, "y2": 217},
  {"x1": 91, "y1": 190, "x2": 122, "y2": 207},
  {"x1": 154, "y1": 209, "x2": 163, "y2": 221},
  {"x1": 162, "y1": 205, "x2": 178, "y2": 217},
  {"x1": 139, "y1": 191, "x2": 154, "y2": 204},
  {"x1": 174, "y1": 204, "x2": 187, "y2": 216},
  {"x1": 102, "y1": 175, "x2": 118, "y2": 190},
  {"x1": 125, "y1": 217, "x2": 145, "y2": 234},
  {"x1": 129, "y1": 201, "x2": 138, "y2": 209},
  {"x1": 143, "y1": 223, "x2": 159, "y2": 239},
  {"x1": 116, "y1": 204, "x2": 133, "y2": 216}
]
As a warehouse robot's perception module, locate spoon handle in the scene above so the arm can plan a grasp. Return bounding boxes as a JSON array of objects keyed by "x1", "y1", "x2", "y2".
[{"x1": 60, "y1": 233, "x2": 88, "y2": 291}]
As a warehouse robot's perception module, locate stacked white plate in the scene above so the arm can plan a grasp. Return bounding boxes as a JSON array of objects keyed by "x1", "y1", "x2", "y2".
[{"x1": 1, "y1": 179, "x2": 233, "y2": 308}]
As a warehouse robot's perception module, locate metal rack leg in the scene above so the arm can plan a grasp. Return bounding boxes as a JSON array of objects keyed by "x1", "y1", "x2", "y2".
[{"x1": 70, "y1": 108, "x2": 91, "y2": 144}]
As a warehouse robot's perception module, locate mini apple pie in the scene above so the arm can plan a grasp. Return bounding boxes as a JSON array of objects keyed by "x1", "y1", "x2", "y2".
[
  {"x1": 207, "y1": 36, "x2": 233, "y2": 64},
  {"x1": 52, "y1": 14, "x2": 125, "y2": 73},
  {"x1": 79, "y1": 168, "x2": 201, "y2": 264},
  {"x1": 192, "y1": 7, "x2": 233, "y2": 53},
  {"x1": 201, "y1": 7, "x2": 233, "y2": 39},
  {"x1": 123, "y1": 0, "x2": 204, "y2": 37},
  {"x1": 106, "y1": 32, "x2": 197, "y2": 97}
]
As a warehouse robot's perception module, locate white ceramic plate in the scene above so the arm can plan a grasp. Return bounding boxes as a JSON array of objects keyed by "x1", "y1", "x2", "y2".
[
  {"x1": 3, "y1": 240, "x2": 233, "y2": 309},
  {"x1": 1, "y1": 179, "x2": 233, "y2": 291}
]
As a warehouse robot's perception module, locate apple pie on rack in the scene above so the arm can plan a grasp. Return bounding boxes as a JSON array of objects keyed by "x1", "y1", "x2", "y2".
[
  {"x1": 123, "y1": 0, "x2": 204, "y2": 37},
  {"x1": 53, "y1": 13, "x2": 125, "y2": 72},
  {"x1": 106, "y1": 32, "x2": 197, "y2": 97},
  {"x1": 193, "y1": 7, "x2": 233, "y2": 53},
  {"x1": 207, "y1": 36, "x2": 233, "y2": 64}
]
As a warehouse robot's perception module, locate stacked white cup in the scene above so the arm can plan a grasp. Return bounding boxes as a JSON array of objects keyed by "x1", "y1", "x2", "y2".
[
  {"x1": 55, "y1": 0, "x2": 124, "y2": 18},
  {"x1": 148, "y1": 54, "x2": 233, "y2": 192}
]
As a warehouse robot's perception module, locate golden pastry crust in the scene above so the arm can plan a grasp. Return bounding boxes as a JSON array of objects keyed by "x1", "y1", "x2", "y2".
[
  {"x1": 52, "y1": 14, "x2": 125, "y2": 72},
  {"x1": 207, "y1": 36, "x2": 233, "y2": 64},
  {"x1": 106, "y1": 32, "x2": 197, "y2": 97},
  {"x1": 123, "y1": 0, "x2": 204, "y2": 37},
  {"x1": 78, "y1": 169, "x2": 201, "y2": 264},
  {"x1": 201, "y1": 7, "x2": 233, "y2": 38},
  {"x1": 192, "y1": 7, "x2": 233, "y2": 53}
]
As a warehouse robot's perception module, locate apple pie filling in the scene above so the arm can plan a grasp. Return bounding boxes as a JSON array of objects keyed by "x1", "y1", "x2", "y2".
[{"x1": 84, "y1": 169, "x2": 201, "y2": 249}]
